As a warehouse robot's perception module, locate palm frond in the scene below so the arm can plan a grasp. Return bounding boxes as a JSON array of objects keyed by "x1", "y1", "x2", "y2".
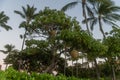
[
  {"x1": 5, "y1": 44, "x2": 15, "y2": 49},
  {"x1": 22, "y1": 6, "x2": 27, "y2": 16},
  {"x1": 19, "y1": 21, "x2": 27, "y2": 28},
  {"x1": 109, "y1": 6, "x2": 120, "y2": 12},
  {"x1": 82, "y1": 17, "x2": 94, "y2": 24},
  {"x1": 27, "y1": 5, "x2": 37, "y2": 19},
  {"x1": 14, "y1": 11, "x2": 25, "y2": 18},
  {"x1": 0, "y1": 50, "x2": 7, "y2": 54},
  {"x1": 5, "y1": 44, "x2": 15, "y2": 52},
  {"x1": 0, "y1": 12, "x2": 9, "y2": 23},
  {"x1": 109, "y1": 14, "x2": 120, "y2": 21},
  {"x1": 0, "y1": 12, "x2": 12, "y2": 31},
  {"x1": 86, "y1": 5, "x2": 94, "y2": 17},
  {"x1": 90, "y1": 18, "x2": 97, "y2": 31},
  {"x1": 0, "y1": 24, "x2": 12, "y2": 31},
  {"x1": 15, "y1": 4, "x2": 37, "y2": 24},
  {"x1": 61, "y1": 1, "x2": 79, "y2": 11},
  {"x1": 102, "y1": 17, "x2": 119, "y2": 27},
  {"x1": 104, "y1": 14, "x2": 120, "y2": 22},
  {"x1": 110, "y1": 22, "x2": 119, "y2": 28},
  {"x1": 88, "y1": 0, "x2": 106, "y2": 4}
]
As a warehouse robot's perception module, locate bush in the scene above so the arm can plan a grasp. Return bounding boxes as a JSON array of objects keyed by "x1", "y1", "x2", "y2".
[
  {"x1": 0, "y1": 67, "x2": 81, "y2": 80},
  {"x1": 2, "y1": 67, "x2": 116, "y2": 80}
]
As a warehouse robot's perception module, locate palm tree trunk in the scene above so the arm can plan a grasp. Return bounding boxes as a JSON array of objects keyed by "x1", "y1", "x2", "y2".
[
  {"x1": 94, "y1": 58, "x2": 100, "y2": 80},
  {"x1": 18, "y1": 30, "x2": 27, "y2": 71},
  {"x1": 82, "y1": 0, "x2": 90, "y2": 35},
  {"x1": 76, "y1": 60, "x2": 78, "y2": 77},
  {"x1": 21, "y1": 30, "x2": 27, "y2": 51}
]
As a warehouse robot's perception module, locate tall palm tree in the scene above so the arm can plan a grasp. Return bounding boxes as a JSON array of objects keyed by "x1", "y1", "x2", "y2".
[
  {"x1": 14, "y1": 5, "x2": 37, "y2": 50},
  {"x1": 0, "y1": 11, "x2": 12, "y2": 31},
  {"x1": 0, "y1": 44, "x2": 17, "y2": 69},
  {"x1": 82, "y1": 0, "x2": 120, "y2": 38},
  {"x1": 61, "y1": 0, "x2": 105, "y2": 35},
  {"x1": 62, "y1": 0, "x2": 90, "y2": 34}
]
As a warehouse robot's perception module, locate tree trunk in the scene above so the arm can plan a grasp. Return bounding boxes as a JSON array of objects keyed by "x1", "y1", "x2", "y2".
[
  {"x1": 0, "y1": 65, "x2": 1, "y2": 70},
  {"x1": 72, "y1": 60, "x2": 74, "y2": 76},
  {"x1": 21, "y1": 30, "x2": 27, "y2": 51},
  {"x1": 94, "y1": 58, "x2": 100, "y2": 80},
  {"x1": 76, "y1": 60, "x2": 78, "y2": 77},
  {"x1": 5, "y1": 64, "x2": 8, "y2": 70},
  {"x1": 44, "y1": 60, "x2": 57, "y2": 73},
  {"x1": 82, "y1": 0, "x2": 90, "y2": 35},
  {"x1": 18, "y1": 30, "x2": 27, "y2": 71},
  {"x1": 106, "y1": 58, "x2": 116, "y2": 80},
  {"x1": 64, "y1": 45, "x2": 67, "y2": 75},
  {"x1": 44, "y1": 45, "x2": 57, "y2": 73},
  {"x1": 64, "y1": 52, "x2": 66, "y2": 75},
  {"x1": 111, "y1": 65, "x2": 116, "y2": 80}
]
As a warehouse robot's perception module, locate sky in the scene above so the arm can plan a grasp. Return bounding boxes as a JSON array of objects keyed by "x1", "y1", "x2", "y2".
[{"x1": 0, "y1": 0, "x2": 119, "y2": 70}]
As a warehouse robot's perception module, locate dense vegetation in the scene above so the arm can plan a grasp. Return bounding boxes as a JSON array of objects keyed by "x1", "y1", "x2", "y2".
[
  {"x1": 0, "y1": 0, "x2": 120, "y2": 80},
  {"x1": 0, "y1": 67, "x2": 82, "y2": 80}
]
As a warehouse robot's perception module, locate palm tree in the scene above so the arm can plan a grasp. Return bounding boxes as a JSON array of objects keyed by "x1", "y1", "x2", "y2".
[
  {"x1": 0, "y1": 11, "x2": 12, "y2": 31},
  {"x1": 14, "y1": 5, "x2": 37, "y2": 50},
  {"x1": 61, "y1": 0, "x2": 106, "y2": 35},
  {"x1": 82, "y1": 0, "x2": 120, "y2": 38},
  {"x1": 0, "y1": 44, "x2": 17, "y2": 69},
  {"x1": 62, "y1": 0, "x2": 89, "y2": 34}
]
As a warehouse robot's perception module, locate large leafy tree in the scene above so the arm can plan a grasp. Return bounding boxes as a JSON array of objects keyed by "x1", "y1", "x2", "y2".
[
  {"x1": 14, "y1": 7, "x2": 88, "y2": 74},
  {"x1": 14, "y1": 39, "x2": 66, "y2": 73},
  {"x1": 83, "y1": 0, "x2": 120, "y2": 38},
  {"x1": 0, "y1": 11, "x2": 12, "y2": 31},
  {"x1": 14, "y1": 5, "x2": 37, "y2": 50}
]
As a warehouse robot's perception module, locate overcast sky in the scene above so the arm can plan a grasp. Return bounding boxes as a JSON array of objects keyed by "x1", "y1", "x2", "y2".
[{"x1": 0, "y1": 0, "x2": 119, "y2": 69}]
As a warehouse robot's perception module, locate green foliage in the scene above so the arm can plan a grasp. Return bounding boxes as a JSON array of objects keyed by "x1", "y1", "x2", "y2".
[
  {"x1": 14, "y1": 4, "x2": 37, "y2": 24},
  {"x1": 0, "y1": 67, "x2": 83, "y2": 80},
  {"x1": 0, "y1": 70, "x2": 6, "y2": 80},
  {"x1": 26, "y1": 39, "x2": 48, "y2": 48},
  {"x1": 103, "y1": 27, "x2": 120, "y2": 57},
  {"x1": 31, "y1": 7, "x2": 81, "y2": 38},
  {"x1": 2, "y1": 5, "x2": 120, "y2": 79},
  {"x1": 0, "y1": 11, "x2": 12, "y2": 31}
]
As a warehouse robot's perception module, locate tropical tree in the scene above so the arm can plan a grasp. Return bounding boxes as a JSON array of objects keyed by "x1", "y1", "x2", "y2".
[
  {"x1": 0, "y1": 44, "x2": 17, "y2": 69},
  {"x1": 82, "y1": 0, "x2": 120, "y2": 38},
  {"x1": 0, "y1": 11, "x2": 12, "y2": 31},
  {"x1": 61, "y1": 0, "x2": 107, "y2": 35},
  {"x1": 103, "y1": 26, "x2": 120, "y2": 80},
  {"x1": 61, "y1": 0, "x2": 90, "y2": 34},
  {"x1": 14, "y1": 4, "x2": 37, "y2": 50}
]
